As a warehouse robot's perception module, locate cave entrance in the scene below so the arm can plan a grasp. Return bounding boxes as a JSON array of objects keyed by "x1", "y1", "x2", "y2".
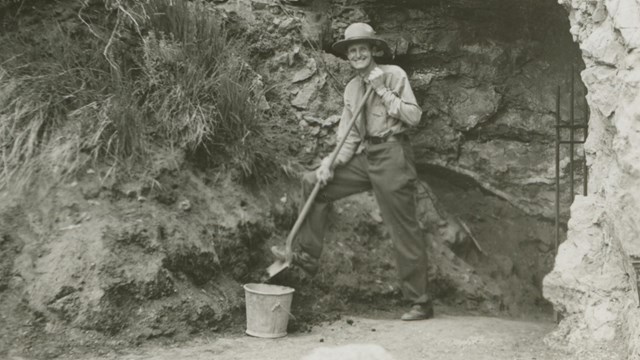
[{"x1": 344, "y1": 0, "x2": 592, "y2": 318}]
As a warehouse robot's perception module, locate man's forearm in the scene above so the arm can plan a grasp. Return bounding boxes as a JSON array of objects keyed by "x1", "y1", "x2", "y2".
[{"x1": 376, "y1": 87, "x2": 422, "y2": 126}]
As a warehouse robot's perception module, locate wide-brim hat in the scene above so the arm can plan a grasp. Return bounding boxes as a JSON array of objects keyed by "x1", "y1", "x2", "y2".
[{"x1": 332, "y1": 23, "x2": 391, "y2": 58}]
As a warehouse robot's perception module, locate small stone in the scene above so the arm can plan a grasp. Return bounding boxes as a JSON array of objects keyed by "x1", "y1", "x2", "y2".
[
  {"x1": 323, "y1": 115, "x2": 341, "y2": 127},
  {"x1": 319, "y1": 338, "x2": 324, "y2": 342},
  {"x1": 346, "y1": 319, "x2": 354, "y2": 325},
  {"x1": 278, "y1": 18, "x2": 296, "y2": 32},
  {"x1": 303, "y1": 114, "x2": 324, "y2": 125},
  {"x1": 370, "y1": 210, "x2": 383, "y2": 223},
  {"x1": 251, "y1": 0, "x2": 269, "y2": 10},
  {"x1": 292, "y1": 58, "x2": 317, "y2": 83},
  {"x1": 178, "y1": 200, "x2": 191, "y2": 212}
]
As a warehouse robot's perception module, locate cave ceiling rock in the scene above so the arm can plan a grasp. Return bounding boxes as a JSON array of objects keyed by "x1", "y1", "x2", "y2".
[{"x1": 458, "y1": 41, "x2": 509, "y2": 79}]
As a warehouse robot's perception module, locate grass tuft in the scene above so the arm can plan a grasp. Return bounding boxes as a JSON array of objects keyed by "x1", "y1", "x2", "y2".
[{"x1": 0, "y1": 0, "x2": 282, "y2": 191}]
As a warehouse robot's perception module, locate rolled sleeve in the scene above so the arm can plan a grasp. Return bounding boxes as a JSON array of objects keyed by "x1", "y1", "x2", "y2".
[{"x1": 379, "y1": 69, "x2": 422, "y2": 127}]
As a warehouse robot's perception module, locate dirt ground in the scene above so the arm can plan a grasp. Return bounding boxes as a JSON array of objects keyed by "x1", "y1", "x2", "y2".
[
  {"x1": 43, "y1": 310, "x2": 572, "y2": 360},
  {"x1": 0, "y1": 167, "x2": 566, "y2": 360}
]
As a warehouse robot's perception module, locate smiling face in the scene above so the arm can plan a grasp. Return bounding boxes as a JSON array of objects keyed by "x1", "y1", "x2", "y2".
[{"x1": 346, "y1": 42, "x2": 376, "y2": 73}]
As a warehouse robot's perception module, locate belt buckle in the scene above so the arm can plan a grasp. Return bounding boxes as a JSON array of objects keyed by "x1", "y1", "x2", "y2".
[{"x1": 368, "y1": 135, "x2": 388, "y2": 145}]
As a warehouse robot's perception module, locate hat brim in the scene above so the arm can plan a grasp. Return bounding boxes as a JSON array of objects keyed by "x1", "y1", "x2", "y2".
[{"x1": 332, "y1": 37, "x2": 392, "y2": 58}]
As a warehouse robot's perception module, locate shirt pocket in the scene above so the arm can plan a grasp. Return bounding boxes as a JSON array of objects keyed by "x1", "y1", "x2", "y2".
[{"x1": 370, "y1": 103, "x2": 387, "y2": 124}]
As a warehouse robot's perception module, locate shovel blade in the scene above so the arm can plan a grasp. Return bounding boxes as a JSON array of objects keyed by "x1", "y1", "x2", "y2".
[{"x1": 266, "y1": 259, "x2": 290, "y2": 279}]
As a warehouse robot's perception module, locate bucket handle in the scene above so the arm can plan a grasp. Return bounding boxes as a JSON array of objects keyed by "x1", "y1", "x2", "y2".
[{"x1": 271, "y1": 302, "x2": 296, "y2": 321}]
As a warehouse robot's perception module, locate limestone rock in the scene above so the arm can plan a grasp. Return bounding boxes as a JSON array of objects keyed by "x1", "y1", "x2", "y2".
[
  {"x1": 580, "y1": 19, "x2": 625, "y2": 66},
  {"x1": 582, "y1": 66, "x2": 620, "y2": 117},
  {"x1": 323, "y1": 115, "x2": 341, "y2": 127},
  {"x1": 482, "y1": 110, "x2": 555, "y2": 141},
  {"x1": 449, "y1": 86, "x2": 501, "y2": 131},
  {"x1": 607, "y1": 0, "x2": 640, "y2": 48},
  {"x1": 291, "y1": 74, "x2": 326, "y2": 109},
  {"x1": 292, "y1": 58, "x2": 317, "y2": 83},
  {"x1": 543, "y1": 196, "x2": 639, "y2": 352}
]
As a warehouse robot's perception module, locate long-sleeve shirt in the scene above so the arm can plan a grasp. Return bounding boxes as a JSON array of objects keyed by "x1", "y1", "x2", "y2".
[{"x1": 325, "y1": 64, "x2": 423, "y2": 168}]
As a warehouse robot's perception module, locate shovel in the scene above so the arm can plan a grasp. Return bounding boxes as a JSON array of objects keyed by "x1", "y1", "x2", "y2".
[{"x1": 266, "y1": 86, "x2": 374, "y2": 279}]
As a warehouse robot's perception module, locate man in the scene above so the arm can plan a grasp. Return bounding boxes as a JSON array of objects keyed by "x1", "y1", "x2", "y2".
[{"x1": 272, "y1": 23, "x2": 433, "y2": 321}]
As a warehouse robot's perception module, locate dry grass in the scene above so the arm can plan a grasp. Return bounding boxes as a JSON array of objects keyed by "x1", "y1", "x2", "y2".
[{"x1": 0, "y1": 0, "x2": 281, "y2": 192}]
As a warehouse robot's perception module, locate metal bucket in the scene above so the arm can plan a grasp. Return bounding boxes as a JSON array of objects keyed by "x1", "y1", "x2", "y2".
[{"x1": 243, "y1": 283, "x2": 295, "y2": 338}]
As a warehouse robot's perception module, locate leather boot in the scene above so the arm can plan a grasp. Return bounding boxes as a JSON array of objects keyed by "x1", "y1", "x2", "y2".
[{"x1": 401, "y1": 303, "x2": 434, "y2": 321}]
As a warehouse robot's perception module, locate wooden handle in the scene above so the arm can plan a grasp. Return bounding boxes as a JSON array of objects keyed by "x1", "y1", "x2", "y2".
[{"x1": 284, "y1": 86, "x2": 374, "y2": 261}]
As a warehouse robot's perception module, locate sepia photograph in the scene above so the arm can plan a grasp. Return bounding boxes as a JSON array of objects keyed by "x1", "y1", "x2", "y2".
[{"x1": 0, "y1": 0, "x2": 639, "y2": 359}]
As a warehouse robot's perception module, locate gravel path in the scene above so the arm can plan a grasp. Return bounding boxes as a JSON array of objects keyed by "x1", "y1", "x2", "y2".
[{"x1": 61, "y1": 315, "x2": 574, "y2": 360}]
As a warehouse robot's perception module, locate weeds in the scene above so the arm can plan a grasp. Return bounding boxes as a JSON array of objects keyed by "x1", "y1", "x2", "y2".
[{"x1": 0, "y1": 0, "x2": 281, "y2": 192}]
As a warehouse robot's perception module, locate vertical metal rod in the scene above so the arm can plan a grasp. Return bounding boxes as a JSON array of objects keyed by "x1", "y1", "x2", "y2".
[
  {"x1": 569, "y1": 66, "x2": 575, "y2": 202},
  {"x1": 554, "y1": 86, "x2": 561, "y2": 325},
  {"x1": 583, "y1": 100, "x2": 588, "y2": 196},
  {"x1": 555, "y1": 86, "x2": 561, "y2": 255}
]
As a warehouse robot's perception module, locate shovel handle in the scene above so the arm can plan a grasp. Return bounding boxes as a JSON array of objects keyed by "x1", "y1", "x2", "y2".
[{"x1": 284, "y1": 86, "x2": 374, "y2": 262}]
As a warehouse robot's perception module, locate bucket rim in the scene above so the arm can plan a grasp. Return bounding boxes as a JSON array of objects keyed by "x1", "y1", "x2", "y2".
[{"x1": 243, "y1": 283, "x2": 295, "y2": 296}]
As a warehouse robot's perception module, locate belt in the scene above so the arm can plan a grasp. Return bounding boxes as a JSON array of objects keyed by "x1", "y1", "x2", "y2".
[{"x1": 365, "y1": 133, "x2": 408, "y2": 145}]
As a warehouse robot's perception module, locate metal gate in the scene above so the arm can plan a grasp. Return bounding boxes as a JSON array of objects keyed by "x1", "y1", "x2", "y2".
[{"x1": 554, "y1": 67, "x2": 588, "y2": 254}]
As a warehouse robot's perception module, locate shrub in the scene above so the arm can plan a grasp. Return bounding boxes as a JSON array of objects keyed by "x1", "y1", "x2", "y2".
[{"x1": 0, "y1": 0, "x2": 281, "y2": 191}]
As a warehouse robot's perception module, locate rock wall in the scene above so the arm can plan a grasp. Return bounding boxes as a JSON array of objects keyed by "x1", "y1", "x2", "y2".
[
  {"x1": 245, "y1": 0, "x2": 585, "y2": 218},
  {"x1": 542, "y1": 0, "x2": 640, "y2": 358},
  {"x1": 359, "y1": 0, "x2": 586, "y2": 219},
  {"x1": 225, "y1": 0, "x2": 583, "y2": 313}
]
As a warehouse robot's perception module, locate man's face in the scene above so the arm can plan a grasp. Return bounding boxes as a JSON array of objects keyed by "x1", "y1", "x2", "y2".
[{"x1": 347, "y1": 42, "x2": 374, "y2": 71}]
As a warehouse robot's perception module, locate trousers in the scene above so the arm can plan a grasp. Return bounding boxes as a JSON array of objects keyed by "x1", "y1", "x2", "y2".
[{"x1": 298, "y1": 139, "x2": 430, "y2": 305}]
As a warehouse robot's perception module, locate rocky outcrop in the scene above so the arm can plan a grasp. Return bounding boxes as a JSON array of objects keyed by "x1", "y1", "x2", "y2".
[
  {"x1": 226, "y1": 0, "x2": 574, "y2": 312},
  {"x1": 247, "y1": 0, "x2": 585, "y2": 219},
  {"x1": 543, "y1": 0, "x2": 640, "y2": 358},
  {"x1": 3, "y1": 172, "x2": 265, "y2": 337},
  {"x1": 543, "y1": 196, "x2": 638, "y2": 359}
]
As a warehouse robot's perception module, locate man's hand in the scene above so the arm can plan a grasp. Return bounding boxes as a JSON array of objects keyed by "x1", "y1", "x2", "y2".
[
  {"x1": 367, "y1": 67, "x2": 385, "y2": 92},
  {"x1": 316, "y1": 157, "x2": 334, "y2": 187}
]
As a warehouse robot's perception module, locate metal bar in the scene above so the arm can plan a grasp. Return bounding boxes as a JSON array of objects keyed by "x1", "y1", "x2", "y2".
[
  {"x1": 554, "y1": 85, "x2": 561, "y2": 325},
  {"x1": 583, "y1": 100, "x2": 589, "y2": 196},
  {"x1": 559, "y1": 140, "x2": 587, "y2": 145},
  {"x1": 555, "y1": 124, "x2": 588, "y2": 129},
  {"x1": 555, "y1": 85, "x2": 560, "y2": 255},
  {"x1": 569, "y1": 66, "x2": 575, "y2": 202}
]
